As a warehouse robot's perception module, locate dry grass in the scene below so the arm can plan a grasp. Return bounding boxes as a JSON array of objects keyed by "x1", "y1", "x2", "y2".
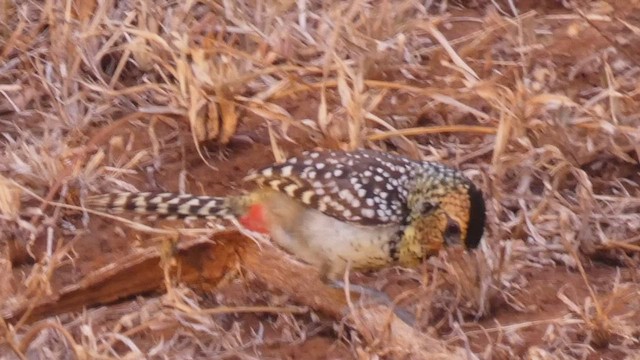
[{"x1": 2, "y1": 0, "x2": 640, "y2": 358}]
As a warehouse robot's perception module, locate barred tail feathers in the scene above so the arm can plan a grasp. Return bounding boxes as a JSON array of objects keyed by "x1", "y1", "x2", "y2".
[{"x1": 86, "y1": 192, "x2": 237, "y2": 220}]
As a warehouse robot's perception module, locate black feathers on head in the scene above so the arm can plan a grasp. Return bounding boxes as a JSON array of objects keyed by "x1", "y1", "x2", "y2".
[{"x1": 465, "y1": 184, "x2": 486, "y2": 249}]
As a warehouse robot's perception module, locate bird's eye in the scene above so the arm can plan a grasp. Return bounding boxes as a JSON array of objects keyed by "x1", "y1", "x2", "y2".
[
  {"x1": 420, "y1": 201, "x2": 436, "y2": 215},
  {"x1": 443, "y1": 220, "x2": 461, "y2": 246}
]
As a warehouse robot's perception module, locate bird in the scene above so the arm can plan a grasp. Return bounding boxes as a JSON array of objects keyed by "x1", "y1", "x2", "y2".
[{"x1": 87, "y1": 149, "x2": 486, "y2": 283}]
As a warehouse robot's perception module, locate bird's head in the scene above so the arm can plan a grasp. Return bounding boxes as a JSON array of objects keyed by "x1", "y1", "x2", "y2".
[
  {"x1": 436, "y1": 182, "x2": 486, "y2": 250},
  {"x1": 407, "y1": 168, "x2": 486, "y2": 253}
]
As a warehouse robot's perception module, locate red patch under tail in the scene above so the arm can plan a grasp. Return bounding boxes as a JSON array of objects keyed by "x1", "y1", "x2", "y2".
[{"x1": 238, "y1": 203, "x2": 269, "y2": 234}]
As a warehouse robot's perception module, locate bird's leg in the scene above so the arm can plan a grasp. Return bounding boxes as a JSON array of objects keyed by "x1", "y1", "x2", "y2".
[
  {"x1": 322, "y1": 264, "x2": 416, "y2": 326},
  {"x1": 329, "y1": 279, "x2": 416, "y2": 326}
]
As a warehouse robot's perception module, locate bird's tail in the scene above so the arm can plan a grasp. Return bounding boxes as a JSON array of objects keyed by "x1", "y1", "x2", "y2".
[{"x1": 86, "y1": 192, "x2": 245, "y2": 220}]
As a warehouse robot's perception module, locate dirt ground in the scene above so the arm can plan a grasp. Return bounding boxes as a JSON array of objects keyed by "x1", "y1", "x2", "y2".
[{"x1": 2, "y1": 0, "x2": 640, "y2": 359}]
